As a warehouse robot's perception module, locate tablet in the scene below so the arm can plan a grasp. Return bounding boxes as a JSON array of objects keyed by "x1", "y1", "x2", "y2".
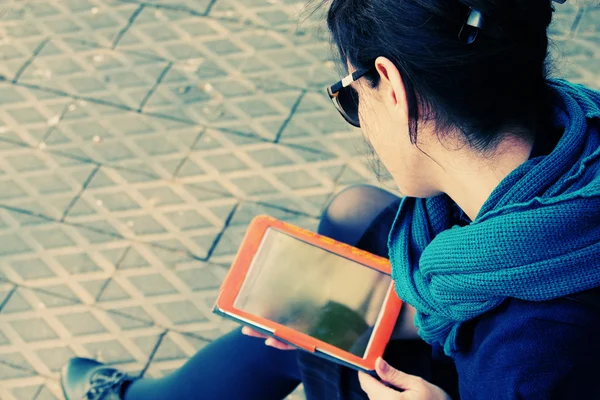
[{"x1": 213, "y1": 215, "x2": 402, "y2": 372}]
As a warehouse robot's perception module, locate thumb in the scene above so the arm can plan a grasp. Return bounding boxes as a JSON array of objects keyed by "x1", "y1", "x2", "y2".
[{"x1": 376, "y1": 358, "x2": 422, "y2": 390}]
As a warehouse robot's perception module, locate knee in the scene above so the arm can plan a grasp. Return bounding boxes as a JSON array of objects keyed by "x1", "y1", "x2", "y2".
[
  {"x1": 318, "y1": 184, "x2": 396, "y2": 243},
  {"x1": 319, "y1": 185, "x2": 371, "y2": 233}
]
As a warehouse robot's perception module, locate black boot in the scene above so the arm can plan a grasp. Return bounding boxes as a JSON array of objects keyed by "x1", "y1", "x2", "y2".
[{"x1": 61, "y1": 358, "x2": 136, "y2": 400}]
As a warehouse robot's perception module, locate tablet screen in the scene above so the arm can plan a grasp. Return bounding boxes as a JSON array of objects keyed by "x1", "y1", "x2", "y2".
[{"x1": 234, "y1": 228, "x2": 392, "y2": 357}]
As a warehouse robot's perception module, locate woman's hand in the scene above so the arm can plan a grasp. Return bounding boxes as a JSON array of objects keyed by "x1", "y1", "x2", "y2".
[
  {"x1": 241, "y1": 327, "x2": 296, "y2": 350},
  {"x1": 359, "y1": 358, "x2": 451, "y2": 400}
]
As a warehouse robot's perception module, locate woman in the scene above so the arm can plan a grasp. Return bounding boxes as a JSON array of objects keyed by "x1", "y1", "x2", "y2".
[{"x1": 61, "y1": 0, "x2": 600, "y2": 398}]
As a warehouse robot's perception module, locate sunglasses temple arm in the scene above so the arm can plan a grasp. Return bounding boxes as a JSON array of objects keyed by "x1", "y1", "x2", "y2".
[{"x1": 329, "y1": 81, "x2": 344, "y2": 96}]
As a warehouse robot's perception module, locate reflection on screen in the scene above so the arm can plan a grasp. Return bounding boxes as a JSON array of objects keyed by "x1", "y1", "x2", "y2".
[{"x1": 234, "y1": 228, "x2": 392, "y2": 357}]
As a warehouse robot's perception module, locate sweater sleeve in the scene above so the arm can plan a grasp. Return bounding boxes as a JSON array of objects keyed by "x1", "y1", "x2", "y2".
[{"x1": 453, "y1": 297, "x2": 600, "y2": 400}]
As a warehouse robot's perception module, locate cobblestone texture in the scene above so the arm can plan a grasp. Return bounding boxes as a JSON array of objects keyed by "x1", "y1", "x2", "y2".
[{"x1": 0, "y1": 0, "x2": 598, "y2": 399}]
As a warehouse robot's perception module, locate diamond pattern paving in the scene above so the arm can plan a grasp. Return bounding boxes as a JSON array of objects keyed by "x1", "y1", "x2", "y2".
[{"x1": 0, "y1": 0, "x2": 598, "y2": 399}]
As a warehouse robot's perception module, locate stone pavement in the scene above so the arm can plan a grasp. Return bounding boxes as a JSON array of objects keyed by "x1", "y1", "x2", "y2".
[{"x1": 0, "y1": 1, "x2": 597, "y2": 399}]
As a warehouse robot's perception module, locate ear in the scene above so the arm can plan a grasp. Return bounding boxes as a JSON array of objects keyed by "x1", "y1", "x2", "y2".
[{"x1": 374, "y1": 56, "x2": 408, "y2": 116}]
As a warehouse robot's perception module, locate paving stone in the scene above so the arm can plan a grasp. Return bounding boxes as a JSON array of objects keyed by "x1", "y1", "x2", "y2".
[
  {"x1": 30, "y1": 285, "x2": 81, "y2": 308},
  {"x1": 230, "y1": 174, "x2": 279, "y2": 195},
  {"x1": 0, "y1": 180, "x2": 29, "y2": 200},
  {"x1": 74, "y1": 221, "x2": 123, "y2": 244},
  {"x1": 0, "y1": 233, "x2": 32, "y2": 257},
  {"x1": 163, "y1": 209, "x2": 214, "y2": 231},
  {"x1": 94, "y1": 192, "x2": 142, "y2": 212},
  {"x1": 203, "y1": 152, "x2": 250, "y2": 173},
  {"x1": 82, "y1": 54, "x2": 125, "y2": 72},
  {"x1": 127, "y1": 273, "x2": 178, "y2": 297},
  {"x1": 122, "y1": 215, "x2": 168, "y2": 236},
  {"x1": 144, "y1": 239, "x2": 198, "y2": 266},
  {"x1": 139, "y1": 25, "x2": 181, "y2": 42},
  {"x1": 135, "y1": 334, "x2": 187, "y2": 362},
  {"x1": 138, "y1": 186, "x2": 187, "y2": 207},
  {"x1": 184, "y1": 180, "x2": 233, "y2": 200},
  {"x1": 8, "y1": 259, "x2": 55, "y2": 280},
  {"x1": 10, "y1": 317, "x2": 59, "y2": 342},
  {"x1": 57, "y1": 311, "x2": 108, "y2": 336},
  {"x1": 58, "y1": 199, "x2": 99, "y2": 220},
  {"x1": 11, "y1": 385, "x2": 46, "y2": 400},
  {"x1": 80, "y1": 279, "x2": 124, "y2": 302},
  {"x1": 68, "y1": 76, "x2": 106, "y2": 94},
  {"x1": 169, "y1": 158, "x2": 206, "y2": 177},
  {"x1": 175, "y1": 267, "x2": 223, "y2": 291},
  {"x1": 26, "y1": 173, "x2": 73, "y2": 195},
  {"x1": 104, "y1": 307, "x2": 155, "y2": 330},
  {"x1": 6, "y1": 107, "x2": 48, "y2": 125},
  {"x1": 135, "y1": 136, "x2": 182, "y2": 157},
  {"x1": 154, "y1": 300, "x2": 209, "y2": 325},
  {"x1": 337, "y1": 166, "x2": 371, "y2": 185},
  {"x1": 103, "y1": 247, "x2": 150, "y2": 271},
  {"x1": 30, "y1": 227, "x2": 77, "y2": 249},
  {"x1": 45, "y1": 58, "x2": 85, "y2": 76},
  {"x1": 54, "y1": 252, "x2": 104, "y2": 275},
  {"x1": 36, "y1": 345, "x2": 76, "y2": 372},
  {"x1": 1, "y1": 288, "x2": 34, "y2": 314},
  {"x1": 0, "y1": 87, "x2": 27, "y2": 105},
  {"x1": 5, "y1": 20, "x2": 42, "y2": 38},
  {"x1": 36, "y1": 41, "x2": 66, "y2": 58},
  {"x1": 42, "y1": 17, "x2": 83, "y2": 34},
  {"x1": 98, "y1": 280, "x2": 133, "y2": 302},
  {"x1": 0, "y1": 328, "x2": 11, "y2": 346},
  {"x1": 81, "y1": 13, "x2": 121, "y2": 30},
  {"x1": 246, "y1": 147, "x2": 295, "y2": 167},
  {"x1": 84, "y1": 339, "x2": 137, "y2": 364},
  {"x1": 32, "y1": 385, "x2": 59, "y2": 400},
  {"x1": 5, "y1": 153, "x2": 49, "y2": 172},
  {"x1": 176, "y1": 331, "x2": 214, "y2": 352},
  {"x1": 61, "y1": 0, "x2": 95, "y2": 13},
  {"x1": 0, "y1": 353, "x2": 36, "y2": 379},
  {"x1": 275, "y1": 170, "x2": 323, "y2": 190},
  {"x1": 209, "y1": 224, "x2": 251, "y2": 257},
  {"x1": 235, "y1": 98, "x2": 282, "y2": 118}
]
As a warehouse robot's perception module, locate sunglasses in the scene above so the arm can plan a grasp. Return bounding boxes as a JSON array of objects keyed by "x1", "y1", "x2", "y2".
[{"x1": 327, "y1": 67, "x2": 373, "y2": 127}]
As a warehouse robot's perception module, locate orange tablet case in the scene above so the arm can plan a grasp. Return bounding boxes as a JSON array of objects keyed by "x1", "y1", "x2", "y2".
[{"x1": 213, "y1": 215, "x2": 403, "y2": 372}]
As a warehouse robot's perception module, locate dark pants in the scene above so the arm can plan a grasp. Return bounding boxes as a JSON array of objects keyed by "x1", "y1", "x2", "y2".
[{"x1": 125, "y1": 185, "x2": 459, "y2": 400}]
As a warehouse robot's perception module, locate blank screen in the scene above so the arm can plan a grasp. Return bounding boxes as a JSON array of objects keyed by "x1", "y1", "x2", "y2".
[{"x1": 234, "y1": 228, "x2": 392, "y2": 357}]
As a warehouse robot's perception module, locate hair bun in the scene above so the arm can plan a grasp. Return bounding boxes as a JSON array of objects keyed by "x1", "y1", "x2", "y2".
[{"x1": 464, "y1": 0, "x2": 554, "y2": 36}]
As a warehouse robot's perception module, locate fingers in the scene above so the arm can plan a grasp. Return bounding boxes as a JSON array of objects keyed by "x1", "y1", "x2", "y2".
[
  {"x1": 359, "y1": 371, "x2": 401, "y2": 399},
  {"x1": 376, "y1": 357, "x2": 421, "y2": 390},
  {"x1": 265, "y1": 338, "x2": 296, "y2": 350},
  {"x1": 362, "y1": 358, "x2": 451, "y2": 400},
  {"x1": 241, "y1": 327, "x2": 268, "y2": 338},
  {"x1": 242, "y1": 327, "x2": 296, "y2": 350}
]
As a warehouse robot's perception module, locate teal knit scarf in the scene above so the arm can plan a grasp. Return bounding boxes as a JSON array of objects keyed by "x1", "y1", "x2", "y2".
[{"x1": 388, "y1": 79, "x2": 600, "y2": 356}]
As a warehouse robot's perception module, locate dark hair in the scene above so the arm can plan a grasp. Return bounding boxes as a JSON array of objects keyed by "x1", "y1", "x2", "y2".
[{"x1": 315, "y1": 0, "x2": 556, "y2": 151}]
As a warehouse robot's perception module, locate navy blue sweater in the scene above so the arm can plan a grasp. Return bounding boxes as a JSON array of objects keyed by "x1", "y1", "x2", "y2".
[{"x1": 453, "y1": 295, "x2": 600, "y2": 399}]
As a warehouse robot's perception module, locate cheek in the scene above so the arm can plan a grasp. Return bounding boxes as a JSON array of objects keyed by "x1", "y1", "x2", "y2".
[
  {"x1": 359, "y1": 107, "x2": 437, "y2": 197},
  {"x1": 359, "y1": 102, "x2": 404, "y2": 166},
  {"x1": 358, "y1": 98, "x2": 390, "y2": 146}
]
